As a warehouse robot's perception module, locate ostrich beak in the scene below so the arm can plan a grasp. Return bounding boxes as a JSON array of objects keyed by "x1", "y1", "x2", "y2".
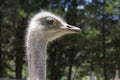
[
  {"x1": 66, "y1": 24, "x2": 81, "y2": 32},
  {"x1": 60, "y1": 24, "x2": 81, "y2": 33}
]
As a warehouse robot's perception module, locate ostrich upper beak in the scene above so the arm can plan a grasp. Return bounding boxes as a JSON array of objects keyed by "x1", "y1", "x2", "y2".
[{"x1": 60, "y1": 24, "x2": 81, "y2": 32}]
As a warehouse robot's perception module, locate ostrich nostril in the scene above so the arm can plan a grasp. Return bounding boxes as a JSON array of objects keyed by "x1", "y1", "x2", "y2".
[{"x1": 66, "y1": 25, "x2": 72, "y2": 28}]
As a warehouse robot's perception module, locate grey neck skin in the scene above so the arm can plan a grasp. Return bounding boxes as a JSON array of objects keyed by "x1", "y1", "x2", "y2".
[{"x1": 26, "y1": 33, "x2": 48, "y2": 80}]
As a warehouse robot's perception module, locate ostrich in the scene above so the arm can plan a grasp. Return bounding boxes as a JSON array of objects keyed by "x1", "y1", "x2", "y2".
[
  {"x1": 26, "y1": 11, "x2": 81, "y2": 80},
  {"x1": 90, "y1": 71, "x2": 97, "y2": 80},
  {"x1": 115, "y1": 70, "x2": 120, "y2": 80}
]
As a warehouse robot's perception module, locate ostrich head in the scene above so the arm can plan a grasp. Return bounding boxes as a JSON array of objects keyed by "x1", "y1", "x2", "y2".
[
  {"x1": 26, "y1": 11, "x2": 81, "y2": 80},
  {"x1": 28, "y1": 11, "x2": 81, "y2": 42}
]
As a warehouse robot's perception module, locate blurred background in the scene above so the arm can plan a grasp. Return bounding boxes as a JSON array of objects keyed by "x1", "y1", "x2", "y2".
[{"x1": 0, "y1": 0, "x2": 120, "y2": 80}]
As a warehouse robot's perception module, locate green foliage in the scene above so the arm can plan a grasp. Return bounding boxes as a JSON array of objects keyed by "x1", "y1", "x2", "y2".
[
  {"x1": 0, "y1": 0, "x2": 120, "y2": 80},
  {"x1": 86, "y1": 28, "x2": 100, "y2": 39},
  {"x1": 105, "y1": 0, "x2": 120, "y2": 14},
  {"x1": 17, "y1": 8, "x2": 27, "y2": 18}
]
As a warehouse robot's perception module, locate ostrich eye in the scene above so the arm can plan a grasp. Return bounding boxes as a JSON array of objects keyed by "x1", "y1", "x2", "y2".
[{"x1": 46, "y1": 17, "x2": 54, "y2": 24}]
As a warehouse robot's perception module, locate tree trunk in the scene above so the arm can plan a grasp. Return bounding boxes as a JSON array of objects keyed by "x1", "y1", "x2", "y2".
[
  {"x1": 0, "y1": 50, "x2": 4, "y2": 77},
  {"x1": 15, "y1": 32, "x2": 24, "y2": 79},
  {"x1": 0, "y1": 15, "x2": 4, "y2": 77},
  {"x1": 15, "y1": 18, "x2": 26, "y2": 79},
  {"x1": 68, "y1": 64, "x2": 72, "y2": 80},
  {"x1": 68, "y1": 49, "x2": 74, "y2": 80},
  {"x1": 15, "y1": 54, "x2": 23, "y2": 79},
  {"x1": 102, "y1": 1, "x2": 108, "y2": 80}
]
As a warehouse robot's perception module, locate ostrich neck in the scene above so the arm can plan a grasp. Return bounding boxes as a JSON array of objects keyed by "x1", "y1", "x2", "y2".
[{"x1": 27, "y1": 34, "x2": 48, "y2": 80}]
